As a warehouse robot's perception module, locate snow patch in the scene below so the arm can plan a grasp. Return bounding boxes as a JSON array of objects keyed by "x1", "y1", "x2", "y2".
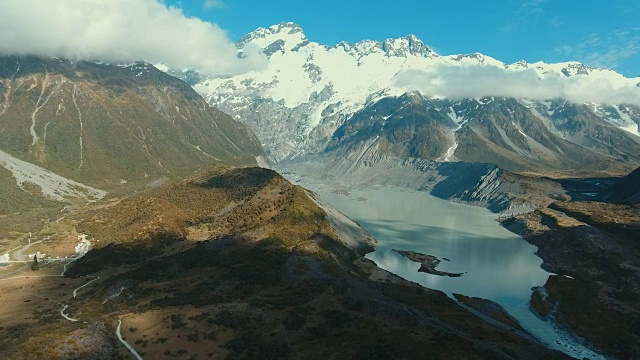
[
  {"x1": 447, "y1": 107, "x2": 466, "y2": 124},
  {"x1": 615, "y1": 106, "x2": 640, "y2": 137},
  {"x1": 441, "y1": 139, "x2": 459, "y2": 162}
]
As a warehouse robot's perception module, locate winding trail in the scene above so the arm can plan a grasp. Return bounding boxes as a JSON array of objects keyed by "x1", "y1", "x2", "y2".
[
  {"x1": 60, "y1": 304, "x2": 78, "y2": 322},
  {"x1": 117, "y1": 319, "x2": 144, "y2": 360},
  {"x1": 72, "y1": 276, "x2": 100, "y2": 298},
  {"x1": 61, "y1": 255, "x2": 76, "y2": 276},
  {"x1": 2, "y1": 235, "x2": 144, "y2": 358},
  {"x1": 12, "y1": 240, "x2": 43, "y2": 262},
  {"x1": 2, "y1": 236, "x2": 92, "y2": 323}
]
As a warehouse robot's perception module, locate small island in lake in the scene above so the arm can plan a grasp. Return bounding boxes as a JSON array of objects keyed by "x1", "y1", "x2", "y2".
[{"x1": 392, "y1": 250, "x2": 464, "y2": 277}]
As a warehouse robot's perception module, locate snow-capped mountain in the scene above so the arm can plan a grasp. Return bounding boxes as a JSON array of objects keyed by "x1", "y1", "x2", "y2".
[{"x1": 185, "y1": 22, "x2": 640, "y2": 173}]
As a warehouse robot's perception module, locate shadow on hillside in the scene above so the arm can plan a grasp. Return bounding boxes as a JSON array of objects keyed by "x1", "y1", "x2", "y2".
[
  {"x1": 0, "y1": 224, "x2": 572, "y2": 360},
  {"x1": 545, "y1": 176, "x2": 620, "y2": 201},
  {"x1": 430, "y1": 162, "x2": 509, "y2": 211},
  {"x1": 196, "y1": 168, "x2": 279, "y2": 200},
  {"x1": 65, "y1": 231, "x2": 184, "y2": 278}
]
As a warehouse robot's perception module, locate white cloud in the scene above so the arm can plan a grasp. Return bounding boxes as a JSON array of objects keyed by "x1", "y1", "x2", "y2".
[
  {"x1": 393, "y1": 65, "x2": 640, "y2": 106},
  {"x1": 500, "y1": 0, "x2": 547, "y2": 33},
  {"x1": 556, "y1": 29, "x2": 640, "y2": 70},
  {"x1": 204, "y1": 0, "x2": 225, "y2": 9},
  {"x1": 0, "y1": 0, "x2": 265, "y2": 75}
]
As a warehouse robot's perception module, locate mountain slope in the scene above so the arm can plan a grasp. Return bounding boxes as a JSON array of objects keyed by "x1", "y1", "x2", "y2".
[
  {"x1": 0, "y1": 55, "x2": 264, "y2": 191},
  {"x1": 184, "y1": 22, "x2": 640, "y2": 174},
  {"x1": 328, "y1": 94, "x2": 639, "y2": 172}
]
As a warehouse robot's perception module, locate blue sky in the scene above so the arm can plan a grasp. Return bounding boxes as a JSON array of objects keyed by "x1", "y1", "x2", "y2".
[{"x1": 170, "y1": 0, "x2": 640, "y2": 76}]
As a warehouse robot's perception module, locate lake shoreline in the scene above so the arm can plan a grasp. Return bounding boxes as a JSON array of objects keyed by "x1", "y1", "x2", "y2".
[{"x1": 296, "y1": 183, "x2": 606, "y2": 360}]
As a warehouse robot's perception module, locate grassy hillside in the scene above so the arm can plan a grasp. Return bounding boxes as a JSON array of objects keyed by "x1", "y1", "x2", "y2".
[{"x1": 0, "y1": 166, "x2": 56, "y2": 213}]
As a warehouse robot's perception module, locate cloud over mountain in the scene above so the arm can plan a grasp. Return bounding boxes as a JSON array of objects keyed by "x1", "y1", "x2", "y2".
[
  {"x1": 394, "y1": 65, "x2": 640, "y2": 106},
  {"x1": 0, "y1": 0, "x2": 265, "y2": 75}
]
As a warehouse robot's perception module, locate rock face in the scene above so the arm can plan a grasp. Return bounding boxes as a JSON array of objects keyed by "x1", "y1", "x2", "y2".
[
  {"x1": 329, "y1": 94, "x2": 640, "y2": 173},
  {"x1": 180, "y1": 22, "x2": 640, "y2": 175}
]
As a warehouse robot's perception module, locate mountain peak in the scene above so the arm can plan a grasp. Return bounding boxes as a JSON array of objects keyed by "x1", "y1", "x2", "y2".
[
  {"x1": 397, "y1": 34, "x2": 434, "y2": 57},
  {"x1": 511, "y1": 60, "x2": 529, "y2": 69},
  {"x1": 269, "y1": 21, "x2": 303, "y2": 34},
  {"x1": 335, "y1": 34, "x2": 434, "y2": 59},
  {"x1": 380, "y1": 34, "x2": 434, "y2": 58},
  {"x1": 238, "y1": 22, "x2": 307, "y2": 51}
]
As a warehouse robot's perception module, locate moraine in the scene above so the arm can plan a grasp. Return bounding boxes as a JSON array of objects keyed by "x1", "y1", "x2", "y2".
[{"x1": 292, "y1": 178, "x2": 606, "y2": 360}]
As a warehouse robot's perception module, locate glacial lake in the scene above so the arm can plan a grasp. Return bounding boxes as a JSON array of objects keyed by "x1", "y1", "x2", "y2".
[{"x1": 297, "y1": 183, "x2": 605, "y2": 360}]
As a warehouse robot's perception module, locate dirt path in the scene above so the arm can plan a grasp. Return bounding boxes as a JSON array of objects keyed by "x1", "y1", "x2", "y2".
[
  {"x1": 12, "y1": 240, "x2": 43, "y2": 262},
  {"x1": 117, "y1": 319, "x2": 144, "y2": 360}
]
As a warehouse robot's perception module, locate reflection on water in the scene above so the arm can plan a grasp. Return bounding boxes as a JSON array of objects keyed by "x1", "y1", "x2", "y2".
[{"x1": 307, "y1": 185, "x2": 605, "y2": 360}]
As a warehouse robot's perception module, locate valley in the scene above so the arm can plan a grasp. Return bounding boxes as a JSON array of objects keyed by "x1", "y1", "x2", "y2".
[
  {"x1": 170, "y1": 23, "x2": 640, "y2": 359},
  {"x1": 0, "y1": 12, "x2": 638, "y2": 359},
  {"x1": 288, "y1": 179, "x2": 609, "y2": 359}
]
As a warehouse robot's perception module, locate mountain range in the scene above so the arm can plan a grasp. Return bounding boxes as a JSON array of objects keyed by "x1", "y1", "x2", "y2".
[{"x1": 179, "y1": 22, "x2": 640, "y2": 175}]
